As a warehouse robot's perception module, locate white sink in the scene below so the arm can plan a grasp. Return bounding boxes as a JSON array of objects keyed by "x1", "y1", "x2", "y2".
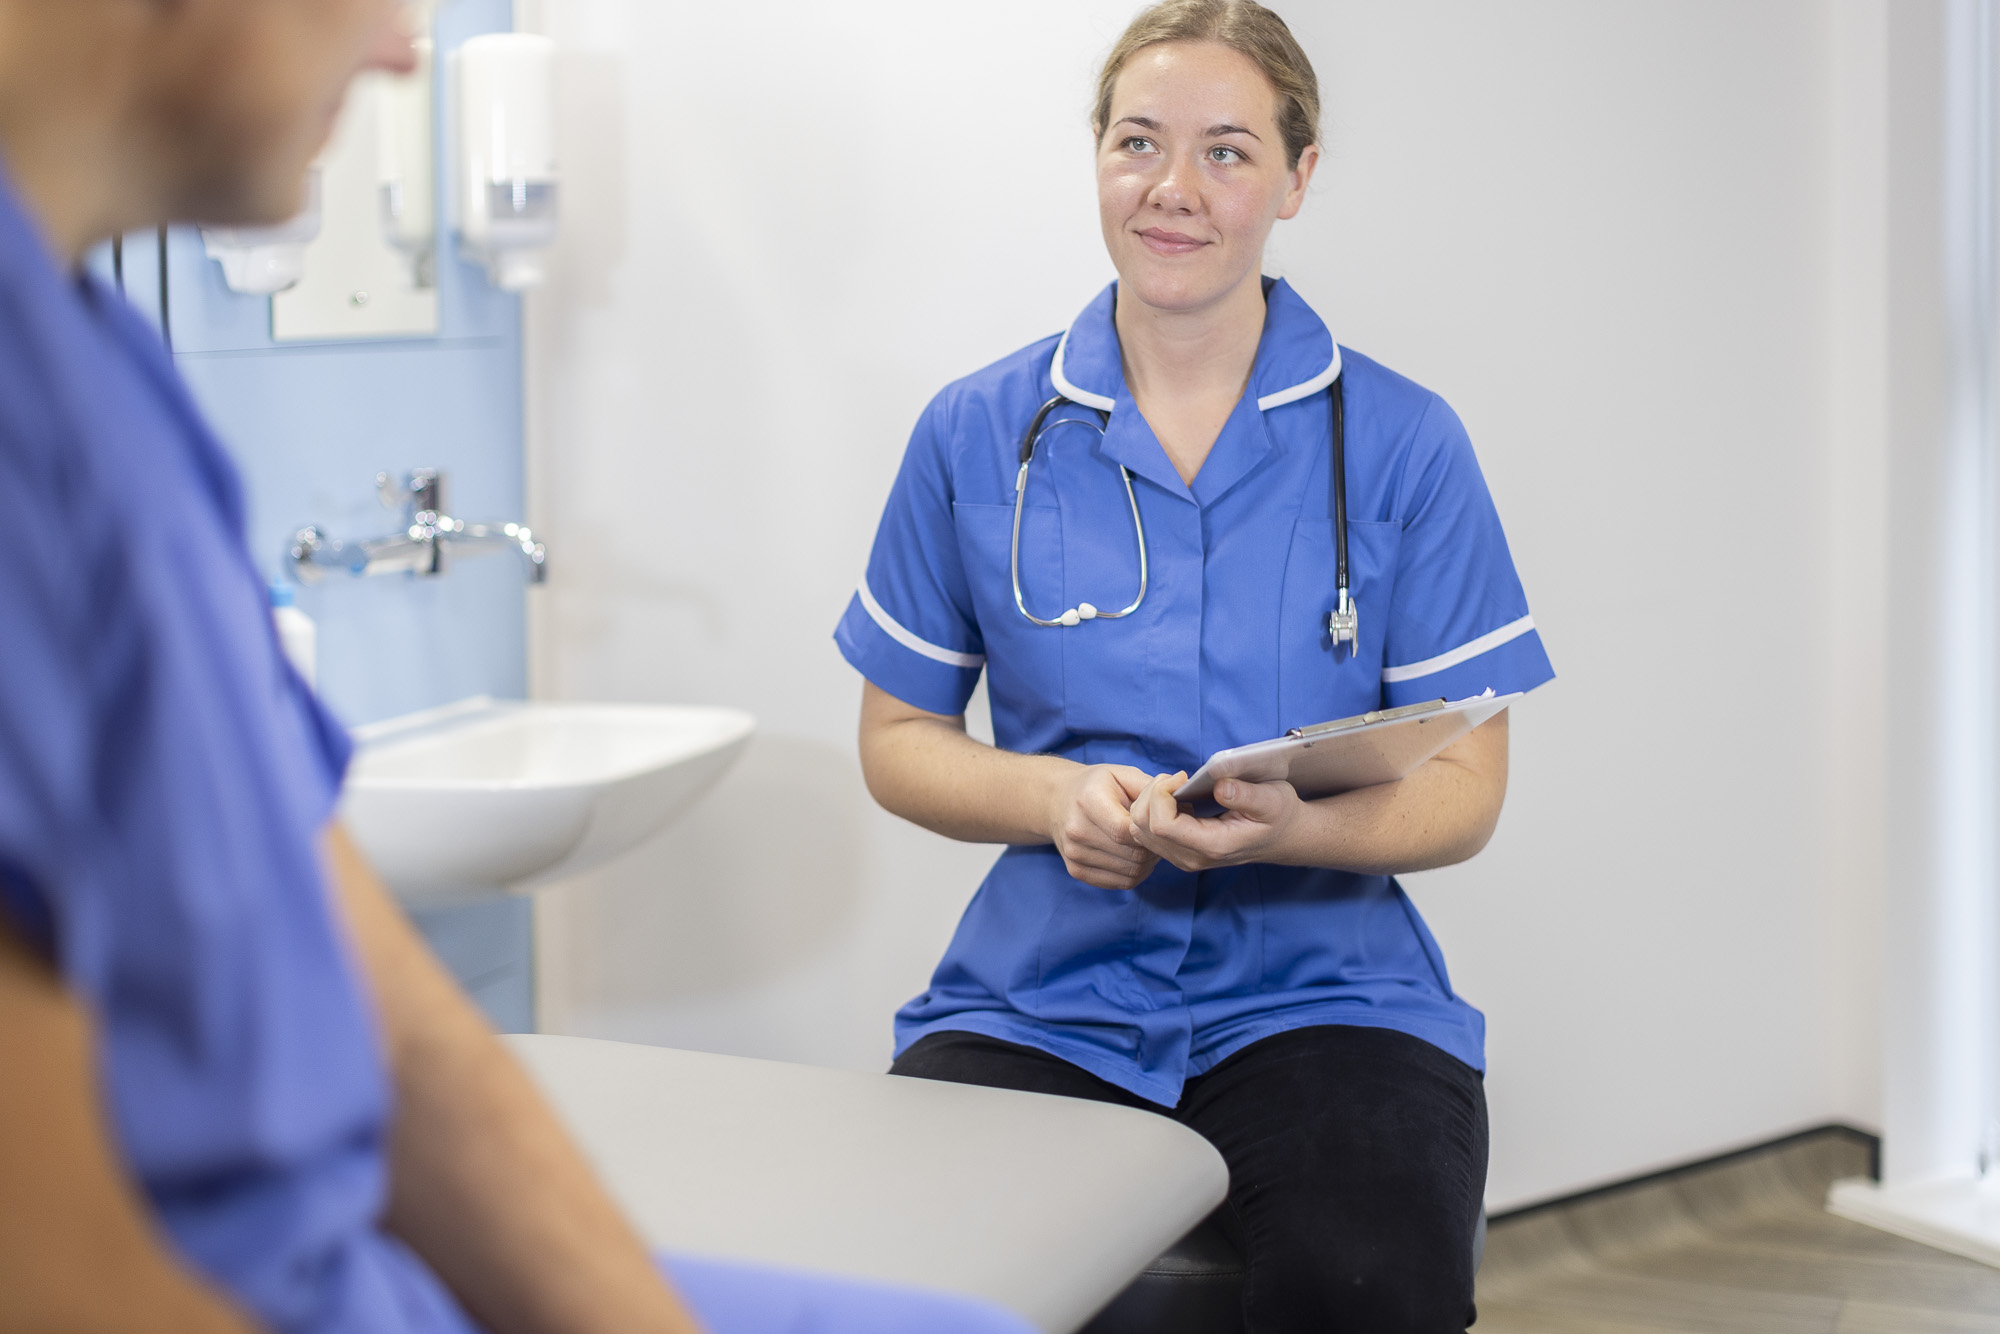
[{"x1": 340, "y1": 697, "x2": 755, "y2": 907}]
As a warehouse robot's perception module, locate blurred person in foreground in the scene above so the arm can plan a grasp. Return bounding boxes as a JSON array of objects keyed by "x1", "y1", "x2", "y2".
[{"x1": 0, "y1": 4, "x2": 1029, "y2": 1333}]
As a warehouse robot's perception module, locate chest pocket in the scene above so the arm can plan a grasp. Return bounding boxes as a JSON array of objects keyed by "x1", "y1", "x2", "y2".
[
  {"x1": 953, "y1": 502, "x2": 1066, "y2": 742},
  {"x1": 1278, "y1": 518, "x2": 1403, "y2": 730}
]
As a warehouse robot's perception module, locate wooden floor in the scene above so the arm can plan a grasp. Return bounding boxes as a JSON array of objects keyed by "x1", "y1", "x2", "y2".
[{"x1": 1474, "y1": 1130, "x2": 2000, "y2": 1332}]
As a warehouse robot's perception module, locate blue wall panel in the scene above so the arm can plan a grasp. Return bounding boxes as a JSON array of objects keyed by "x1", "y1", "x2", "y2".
[
  {"x1": 107, "y1": 0, "x2": 539, "y2": 1031},
  {"x1": 174, "y1": 339, "x2": 528, "y2": 724}
]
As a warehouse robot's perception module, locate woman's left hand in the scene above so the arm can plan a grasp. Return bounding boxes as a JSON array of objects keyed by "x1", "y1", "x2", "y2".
[{"x1": 1129, "y1": 772, "x2": 1305, "y2": 872}]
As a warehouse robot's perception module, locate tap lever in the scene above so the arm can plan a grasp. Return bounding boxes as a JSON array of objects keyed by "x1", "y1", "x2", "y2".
[
  {"x1": 375, "y1": 467, "x2": 441, "y2": 516},
  {"x1": 291, "y1": 468, "x2": 546, "y2": 585}
]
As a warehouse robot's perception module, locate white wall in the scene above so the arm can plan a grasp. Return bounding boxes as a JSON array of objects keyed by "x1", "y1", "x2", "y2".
[{"x1": 523, "y1": 0, "x2": 1883, "y2": 1210}]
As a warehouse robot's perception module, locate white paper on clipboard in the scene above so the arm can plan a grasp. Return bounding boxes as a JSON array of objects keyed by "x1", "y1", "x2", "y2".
[{"x1": 1175, "y1": 691, "x2": 1521, "y2": 808}]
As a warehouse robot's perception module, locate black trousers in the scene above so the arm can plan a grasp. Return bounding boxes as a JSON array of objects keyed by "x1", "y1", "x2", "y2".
[{"x1": 891, "y1": 1024, "x2": 1487, "y2": 1334}]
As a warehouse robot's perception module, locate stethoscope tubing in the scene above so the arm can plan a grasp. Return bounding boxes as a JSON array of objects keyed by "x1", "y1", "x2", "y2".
[
  {"x1": 1011, "y1": 396, "x2": 1145, "y2": 627},
  {"x1": 1011, "y1": 381, "x2": 1352, "y2": 655},
  {"x1": 1330, "y1": 378, "x2": 1349, "y2": 602}
]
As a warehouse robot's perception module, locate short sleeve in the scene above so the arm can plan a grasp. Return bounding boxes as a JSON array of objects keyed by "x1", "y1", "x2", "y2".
[
  {"x1": 294, "y1": 663, "x2": 354, "y2": 792},
  {"x1": 0, "y1": 337, "x2": 93, "y2": 957},
  {"x1": 1379, "y1": 396, "x2": 1555, "y2": 707},
  {"x1": 834, "y1": 390, "x2": 986, "y2": 715}
]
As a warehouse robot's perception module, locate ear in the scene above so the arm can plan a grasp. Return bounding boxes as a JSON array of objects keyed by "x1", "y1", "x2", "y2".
[{"x1": 1276, "y1": 142, "x2": 1321, "y2": 221}]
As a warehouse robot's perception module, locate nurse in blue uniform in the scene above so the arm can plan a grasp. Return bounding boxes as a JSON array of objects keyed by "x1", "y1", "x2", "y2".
[{"x1": 835, "y1": 3, "x2": 1553, "y2": 1331}]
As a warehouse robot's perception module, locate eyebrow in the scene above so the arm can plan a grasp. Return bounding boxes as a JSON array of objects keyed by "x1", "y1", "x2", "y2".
[{"x1": 1114, "y1": 116, "x2": 1263, "y2": 142}]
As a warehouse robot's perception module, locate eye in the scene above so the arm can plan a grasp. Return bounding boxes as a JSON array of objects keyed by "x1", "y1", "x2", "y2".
[
  {"x1": 1207, "y1": 144, "x2": 1244, "y2": 164},
  {"x1": 1122, "y1": 136, "x2": 1157, "y2": 154}
]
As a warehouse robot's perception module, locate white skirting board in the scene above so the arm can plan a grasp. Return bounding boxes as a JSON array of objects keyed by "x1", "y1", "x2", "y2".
[{"x1": 1827, "y1": 1176, "x2": 2000, "y2": 1270}]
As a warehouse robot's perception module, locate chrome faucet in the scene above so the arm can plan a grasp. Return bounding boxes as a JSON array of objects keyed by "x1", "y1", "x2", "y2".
[{"x1": 290, "y1": 469, "x2": 548, "y2": 584}]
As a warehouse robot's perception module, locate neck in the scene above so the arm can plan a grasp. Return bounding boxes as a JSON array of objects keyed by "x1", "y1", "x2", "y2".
[
  {"x1": 0, "y1": 2, "x2": 154, "y2": 265},
  {"x1": 1114, "y1": 268, "x2": 1269, "y2": 406}
]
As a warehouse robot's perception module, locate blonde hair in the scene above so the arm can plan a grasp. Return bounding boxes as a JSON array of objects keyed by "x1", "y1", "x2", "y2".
[{"x1": 1092, "y1": 0, "x2": 1321, "y2": 169}]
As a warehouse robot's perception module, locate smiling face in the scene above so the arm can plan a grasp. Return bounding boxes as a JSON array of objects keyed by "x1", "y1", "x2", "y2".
[{"x1": 1095, "y1": 40, "x2": 1318, "y2": 318}]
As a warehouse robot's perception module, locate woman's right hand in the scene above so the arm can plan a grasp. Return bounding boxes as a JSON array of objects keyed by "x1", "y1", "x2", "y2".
[
  {"x1": 857, "y1": 683, "x2": 1160, "y2": 887},
  {"x1": 1045, "y1": 764, "x2": 1159, "y2": 890}
]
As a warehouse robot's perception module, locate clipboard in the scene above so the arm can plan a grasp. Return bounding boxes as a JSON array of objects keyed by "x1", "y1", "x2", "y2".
[{"x1": 1175, "y1": 691, "x2": 1519, "y2": 807}]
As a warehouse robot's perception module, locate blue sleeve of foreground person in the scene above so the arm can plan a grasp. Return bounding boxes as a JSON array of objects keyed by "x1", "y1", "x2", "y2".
[
  {"x1": 0, "y1": 161, "x2": 1034, "y2": 1334},
  {"x1": 662, "y1": 1253, "x2": 1039, "y2": 1334}
]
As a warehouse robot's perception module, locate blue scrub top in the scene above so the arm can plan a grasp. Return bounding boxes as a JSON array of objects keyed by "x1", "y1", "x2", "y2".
[
  {"x1": 0, "y1": 175, "x2": 480, "y2": 1332},
  {"x1": 836, "y1": 278, "x2": 1555, "y2": 1105}
]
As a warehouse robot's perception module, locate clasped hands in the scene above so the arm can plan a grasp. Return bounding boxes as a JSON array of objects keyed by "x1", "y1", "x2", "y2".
[{"x1": 1045, "y1": 762, "x2": 1305, "y2": 890}]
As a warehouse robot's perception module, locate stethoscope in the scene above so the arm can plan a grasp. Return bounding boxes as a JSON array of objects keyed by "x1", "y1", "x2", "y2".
[{"x1": 1010, "y1": 380, "x2": 1359, "y2": 656}]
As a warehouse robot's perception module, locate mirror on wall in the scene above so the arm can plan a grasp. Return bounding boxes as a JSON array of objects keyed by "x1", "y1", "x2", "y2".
[{"x1": 274, "y1": 33, "x2": 440, "y2": 341}]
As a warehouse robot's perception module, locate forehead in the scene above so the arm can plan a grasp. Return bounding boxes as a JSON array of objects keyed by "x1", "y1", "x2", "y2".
[{"x1": 1108, "y1": 41, "x2": 1281, "y2": 129}]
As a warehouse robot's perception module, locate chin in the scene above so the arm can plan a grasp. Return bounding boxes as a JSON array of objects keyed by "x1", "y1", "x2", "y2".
[
  {"x1": 168, "y1": 126, "x2": 317, "y2": 228},
  {"x1": 1118, "y1": 261, "x2": 1239, "y2": 315},
  {"x1": 254, "y1": 167, "x2": 317, "y2": 225},
  {"x1": 192, "y1": 166, "x2": 313, "y2": 229}
]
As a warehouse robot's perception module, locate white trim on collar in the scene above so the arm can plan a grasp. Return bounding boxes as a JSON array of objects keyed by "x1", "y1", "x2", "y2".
[
  {"x1": 1050, "y1": 294, "x2": 1343, "y2": 413},
  {"x1": 1255, "y1": 344, "x2": 1343, "y2": 410},
  {"x1": 1049, "y1": 324, "x2": 1116, "y2": 411}
]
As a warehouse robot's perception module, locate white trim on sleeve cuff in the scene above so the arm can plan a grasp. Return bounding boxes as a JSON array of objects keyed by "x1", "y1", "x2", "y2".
[
  {"x1": 1380, "y1": 614, "x2": 1536, "y2": 684},
  {"x1": 857, "y1": 580, "x2": 986, "y2": 669}
]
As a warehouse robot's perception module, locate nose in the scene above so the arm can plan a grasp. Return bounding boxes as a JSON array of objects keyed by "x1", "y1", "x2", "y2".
[
  {"x1": 1148, "y1": 149, "x2": 1200, "y2": 214},
  {"x1": 366, "y1": 0, "x2": 422, "y2": 76}
]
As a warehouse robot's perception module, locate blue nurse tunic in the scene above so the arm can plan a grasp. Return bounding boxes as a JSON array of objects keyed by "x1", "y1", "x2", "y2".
[{"x1": 836, "y1": 278, "x2": 1555, "y2": 1106}]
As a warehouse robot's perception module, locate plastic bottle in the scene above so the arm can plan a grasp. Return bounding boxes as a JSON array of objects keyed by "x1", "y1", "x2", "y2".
[{"x1": 269, "y1": 582, "x2": 317, "y2": 690}]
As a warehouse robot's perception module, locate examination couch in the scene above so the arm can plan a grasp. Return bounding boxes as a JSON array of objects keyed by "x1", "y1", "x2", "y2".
[
  {"x1": 505, "y1": 1035, "x2": 1227, "y2": 1333},
  {"x1": 510, "y1": 1034, "x2": 1484, "y2": 1334}
]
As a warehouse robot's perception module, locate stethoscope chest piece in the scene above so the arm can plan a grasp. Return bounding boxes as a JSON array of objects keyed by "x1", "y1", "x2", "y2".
[{"x1": 1327, "y1": 589, "x2": 1359, "y2": 656}]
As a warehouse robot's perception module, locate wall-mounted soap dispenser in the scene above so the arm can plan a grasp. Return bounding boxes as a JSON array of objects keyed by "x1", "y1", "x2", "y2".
[
  {"x1": 452, "y1": 33, "x2": 559, "y2": 291},
  {"x1": 377, "y1": 35, "x2": 437, "y2": 288}
]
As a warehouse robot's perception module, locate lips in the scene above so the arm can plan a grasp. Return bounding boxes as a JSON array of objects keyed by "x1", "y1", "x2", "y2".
[{"x1": 1138, "y1": 228, "x2": 1208, "y2": 256}]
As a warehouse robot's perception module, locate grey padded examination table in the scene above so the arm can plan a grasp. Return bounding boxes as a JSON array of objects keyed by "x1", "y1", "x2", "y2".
[{"x1": 503, "y1": 1034, "x2": 1229, "y2": 1334}]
